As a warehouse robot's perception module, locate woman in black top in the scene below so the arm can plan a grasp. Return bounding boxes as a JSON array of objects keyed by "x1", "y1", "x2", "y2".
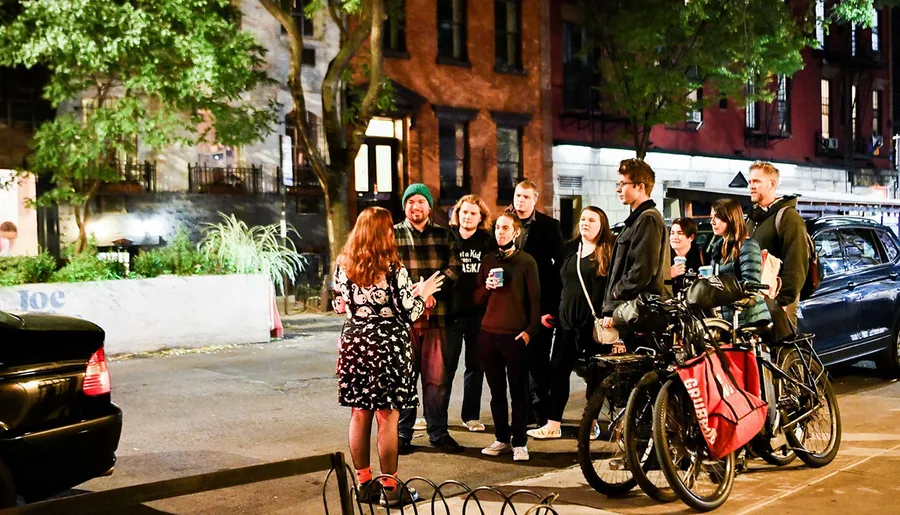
[
  {"x1": 669, "y1": 217, "x2": 705, "y2": 297},
  {"x1": 527, "y1": 206, "x2": 614, "y2": 440}
]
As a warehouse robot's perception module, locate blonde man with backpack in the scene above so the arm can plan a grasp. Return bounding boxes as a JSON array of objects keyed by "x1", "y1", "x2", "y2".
[{"x1": 747, "y1": 161, "x2": 813, "y2": 340}]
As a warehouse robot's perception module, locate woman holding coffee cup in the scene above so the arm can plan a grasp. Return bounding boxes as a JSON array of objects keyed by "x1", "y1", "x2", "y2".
[
  {"x1": 528, "y1": 206, "x2": 614, "y2": 440},
  {"x1": 669, "y1": 217, "x2": 705, "y2": 297},
  {"x1": 708, "y1": 199, "x2": 770, "y2": 327},
  {"x1": 474, "y1": 213, "x2": 542, "y2": 462}
]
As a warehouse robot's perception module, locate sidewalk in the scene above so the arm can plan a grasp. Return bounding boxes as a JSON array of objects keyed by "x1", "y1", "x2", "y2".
[{"x1": 439, "y1": 374, "x2": 900, "y2": 515}]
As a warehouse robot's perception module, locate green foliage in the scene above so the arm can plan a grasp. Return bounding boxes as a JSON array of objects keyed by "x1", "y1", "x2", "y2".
[
  {"x1": 132, "y1": 226, "x2": 214, "y2": 278},
  {"x1": 0, "y1": 0, "x2": 278, "y2": 251},
  {"x1": 0, "y1": 252, "x2": 57, "y2": 286},
  {"x1": 50, "y1": 249, "x2": 125, "y2": 283},
  {"x1": 581, "y1": 0, "x2": 809, "y2": 157},
  {"x1": 200, "y1": 213, "x2": 306, "y2": 295}
]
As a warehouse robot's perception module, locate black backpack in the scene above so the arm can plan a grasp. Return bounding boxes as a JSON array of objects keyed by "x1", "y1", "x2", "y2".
[{"x1": 774, "y1": 207, "x2": 820, "y2": 300}]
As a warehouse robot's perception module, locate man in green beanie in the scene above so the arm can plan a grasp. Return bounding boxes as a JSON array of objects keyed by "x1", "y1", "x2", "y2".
[{"x1": 394, "y1": 183, "x2": 463, "y2": 454}]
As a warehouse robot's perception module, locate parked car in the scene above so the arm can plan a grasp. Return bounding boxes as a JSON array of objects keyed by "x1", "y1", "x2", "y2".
[
  {"x1": 0, "y1": 310, "x2": 123, "y2": 506},
  {"x1": 800, "y1": 216, "x2": 900, "y2": 376}
]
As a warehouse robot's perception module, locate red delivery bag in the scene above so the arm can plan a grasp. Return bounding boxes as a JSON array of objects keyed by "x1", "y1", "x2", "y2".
[{"x1": 677, "y1": 347, "x2": 767, "y2": 459}]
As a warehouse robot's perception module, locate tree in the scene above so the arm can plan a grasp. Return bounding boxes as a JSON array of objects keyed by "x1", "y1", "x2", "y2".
[
  {"x1": 580, "y1": 0, "x2": 809, "y2": 159},
  {"x1": 833, "y1": 0, "x2": 900, "y2": 27},
  {"x1": 0, "y1": 0, "x2": 277, "y2": 253},
  {"x1": 259, "y1": 0, "x2": 390, "y2": 268}
]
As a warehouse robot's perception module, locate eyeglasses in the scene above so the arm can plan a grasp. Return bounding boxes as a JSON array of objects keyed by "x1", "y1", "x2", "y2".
[{"x1": 616, "y1": 181, "x2": 636, "y2": 189}]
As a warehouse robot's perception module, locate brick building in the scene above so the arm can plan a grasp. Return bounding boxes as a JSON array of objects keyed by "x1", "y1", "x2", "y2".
[
  {"x1": 549, "y1": 1, "x2": 897, "y2": 233},
  {"x1": 347, "y1": 0, "x2": 553, "y2": 220}
]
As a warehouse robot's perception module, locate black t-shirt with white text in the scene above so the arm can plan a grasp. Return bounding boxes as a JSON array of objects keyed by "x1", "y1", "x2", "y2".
[{"x1": 452, "y1": 228, "x2": 496, "y2": 319}]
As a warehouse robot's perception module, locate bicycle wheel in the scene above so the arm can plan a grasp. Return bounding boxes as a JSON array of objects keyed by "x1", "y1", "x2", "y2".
[
  {"x1": 623, "y1": 374, "x2": 677, "y2": 502},
  {"x1": 577, "y1": 374, "x2": 636, "y2": 496},
  {"x1": 779, "y1": 349, "x2": 841, "y2": 468},
  {"x1": 653, "y1": 379, "x2": 735, "y2": 512}
]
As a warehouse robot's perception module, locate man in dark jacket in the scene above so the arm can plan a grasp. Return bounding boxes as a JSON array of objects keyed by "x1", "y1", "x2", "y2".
[
  {"x1": 506, "y1": 180, "x2": 564, "y2": 425},
  {"x1": 602, "y1": 159, "x2": 670, "y2": 327},
  {"x1": 747, "y1": 161, "x2": 809, "y2": 339}
]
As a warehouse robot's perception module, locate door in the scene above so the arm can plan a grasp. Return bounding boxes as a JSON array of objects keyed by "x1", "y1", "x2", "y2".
[
  {"x1": 559, "y1": 196, "x2": 582, "y2": 240},
  {"x1": 354, "y1": 137, "x2": 400, "y2": 220},
  {"x1": 798, "y1": 229, "x2": 856, "y2": 358},
  {"x1": 838, "y1": 227, "x2": 897, "y2": 355}
]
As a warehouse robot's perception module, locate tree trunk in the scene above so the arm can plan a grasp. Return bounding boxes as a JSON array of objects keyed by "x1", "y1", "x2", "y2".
[{"x1": 73, "y1": 201, "x2": 90, "y2": 254}]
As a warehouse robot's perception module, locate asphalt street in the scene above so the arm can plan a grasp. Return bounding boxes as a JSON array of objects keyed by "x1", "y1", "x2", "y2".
[{"x1": 71, "y1": 317, "x2": 900, "y2": 514}]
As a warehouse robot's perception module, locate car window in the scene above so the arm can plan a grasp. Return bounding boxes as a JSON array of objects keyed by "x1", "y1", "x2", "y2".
[
  {"x1": 876, "y1": 229, "x2": 899, "y2": 263},
  {"x1": 814, "y1": 230, "x2": 846, "y2": 278},
  {"x1": 840, "y1": 228, "x2": 883, "y2": 271}
]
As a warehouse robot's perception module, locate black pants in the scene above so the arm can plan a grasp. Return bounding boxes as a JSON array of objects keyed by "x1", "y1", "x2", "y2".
[
  {"x1": 480, "y1": 330, "x2": 528, "y2": 447},
  {"x1": 547, "y1": 325, "x2": 594, "y2": 422},
  {"x1": 525, "y1": 325, "x2": 554, "y2": 423},
  {"x1": 446, "y1": 317, "x2": 485, "y2": 422}
]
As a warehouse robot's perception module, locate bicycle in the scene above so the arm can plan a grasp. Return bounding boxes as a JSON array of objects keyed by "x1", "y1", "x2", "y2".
[{"x1": 707, "y1": 283, "x2": 842, "y2": 469}]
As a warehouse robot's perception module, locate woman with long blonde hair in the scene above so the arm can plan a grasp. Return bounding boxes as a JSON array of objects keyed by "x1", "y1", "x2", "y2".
[
  {"x1": 528, "y1": 206, "x2": 614, "y2": 440},
  {"x1": 332, "y1": 207, "x2": 443, "y2": 506}
]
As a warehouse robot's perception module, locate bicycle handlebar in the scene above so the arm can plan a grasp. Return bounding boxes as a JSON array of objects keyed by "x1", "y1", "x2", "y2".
[{"x1": 742, "y1": 282, "x2": 769, "y2": 293}]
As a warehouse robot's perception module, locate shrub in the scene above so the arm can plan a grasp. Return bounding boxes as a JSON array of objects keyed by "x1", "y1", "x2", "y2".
[
  {"x1": 131, "y1": 226, "x2": 214, "y2": 278},
  {"x1": 132, "y1": 249, "x2": 167, "y2": 278},
  {"x1": 0, "y1": 252, "x2": 57, "y2": 286},
  {"x1": 50, "y1": 251, "x2": 125, "y2": 283},
  {"x1": 200, "y1": 213, "x2": 306, "y2": 294}
]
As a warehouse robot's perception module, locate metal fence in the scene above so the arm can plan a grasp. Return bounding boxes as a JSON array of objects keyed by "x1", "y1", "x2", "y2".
[
  {"x1": 0, "y1": 452, "x2": 560, "y2": 514},
  {"x1": 188, "y1": 164, "x2": 265, "y2": 194}
]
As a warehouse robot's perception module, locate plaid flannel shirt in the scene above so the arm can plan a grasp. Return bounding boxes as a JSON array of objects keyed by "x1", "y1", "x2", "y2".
[{"x1": 394, "y1": 219, "x2": 460, "y2": 328}]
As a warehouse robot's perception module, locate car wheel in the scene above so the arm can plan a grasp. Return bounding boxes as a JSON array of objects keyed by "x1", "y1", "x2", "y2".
[
  {"x1": 876, "y1": 325, "x2": 900, "y2": 379},
  {"x1": 0, "y1": 458, "x2": 15, "y2": 508}
]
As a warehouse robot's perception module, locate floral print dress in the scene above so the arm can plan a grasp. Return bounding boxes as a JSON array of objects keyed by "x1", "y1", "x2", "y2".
[{"x1": 332, "y1": 264, "x2": 424, "y2": 410}]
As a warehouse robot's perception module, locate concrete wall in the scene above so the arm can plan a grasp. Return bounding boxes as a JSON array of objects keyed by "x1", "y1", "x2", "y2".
[{"x1": 0, "y1": 275, "x2": 271, "y2": 355}]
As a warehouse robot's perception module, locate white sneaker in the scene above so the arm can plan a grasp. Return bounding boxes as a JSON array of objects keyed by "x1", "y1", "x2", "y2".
[
  {"x1": 464, "y1": 420, "x2": 486, "y2": 432},
  {"x1": 413, "y1": 417, "x2": 427, "y2": 431},
  {"x1": 590, "y1": 420, "x2": 601, "y2": 440},
  {"x1": 481, "y1": 441, "x2": 512, "y2": 456},
  {"x1": 513, "y1": 446, "x2": 530, "y2": 461}
]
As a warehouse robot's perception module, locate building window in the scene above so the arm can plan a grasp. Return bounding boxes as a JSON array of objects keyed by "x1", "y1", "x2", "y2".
[
  {"x1": 873, "y1": 90, "x2": 882, "y2": 136},
  {"x1": 281, "y1": 0, "x2": 314, "y2": 37},
  {"x1": 496, "y1": 127, "x2": 522, "y2": 202},
  {"x1": 745, "y1": 81, "x2": 758, "y2": 130},
  {"x1": 872, "y1": 8, "x2": 880, "y2": 55},
  {"x1": 495, "y1": 0, "x2": 521, "y2": 71},
  {"x1": 302, "y1": 48, "x2": 316, "y2": 66},
  {"x1": 815, "y1": 0, "x2": 825, "y2": 49},
  {"x1": 821, "y1": 79, "x2": 830, "y2": 139},
  {"x1": 851, "y1": 85, "x2": 858, "y2": 140},
  {"x1": 439, "y1": 122, "x2": 468, "y2": 201},
  {"x1": 384, "y1": 0, "x2": 407, "y2": 54},
  {"x1": 687, "y1": 89, "x2": 702, "y2": 124},
  {"x1": 850, "y1": 22, "x2": 857, "y2": 57},
  {"x1": 437, "y1": 0, "x2": 467, "y2": 62},
  {"x1": 562, "y1": 21, "x2": 598, "y2": 111},
  {"x1": 776, "y1": 75, "x2": 790, "y2": 134}
]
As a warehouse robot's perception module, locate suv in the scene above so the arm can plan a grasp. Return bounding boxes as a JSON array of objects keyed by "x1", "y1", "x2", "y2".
[
  {"x1": 799, "y1": 216, "x2": 900, "y2": 376},
  {"x1": 0, "y1": 310, "x2": 123, "y2": 506}
]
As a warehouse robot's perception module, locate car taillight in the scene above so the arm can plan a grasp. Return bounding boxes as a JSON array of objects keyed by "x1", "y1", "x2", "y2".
[{"x1": 83, "y1": 348, "x2": 111, "y2": 396}]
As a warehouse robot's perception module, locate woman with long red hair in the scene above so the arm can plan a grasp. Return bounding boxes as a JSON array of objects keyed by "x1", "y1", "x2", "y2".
[{"x1": 332, "y1": 207, "x2": 443, "y2": 506}]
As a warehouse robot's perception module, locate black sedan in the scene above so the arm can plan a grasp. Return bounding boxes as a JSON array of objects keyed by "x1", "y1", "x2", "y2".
[{"x1": 0, "y1": 310, "x2": 123, "y2": 506}]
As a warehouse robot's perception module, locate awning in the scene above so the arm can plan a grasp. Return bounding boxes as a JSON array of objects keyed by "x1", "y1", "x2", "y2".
[{"x1": 666, "y1": 186, "x2": 900, "y2": 214}]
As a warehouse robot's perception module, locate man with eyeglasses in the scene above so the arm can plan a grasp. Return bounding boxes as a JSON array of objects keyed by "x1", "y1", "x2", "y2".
[{"x1": 600, "y1": 159, "x2": 670, "y2": 333}]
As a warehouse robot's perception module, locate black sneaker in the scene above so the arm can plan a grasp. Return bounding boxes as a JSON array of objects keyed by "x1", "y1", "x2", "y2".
[
  {"x1": 357, "y1": 480, "x2": 382, "y2": 504},
  {"x1": 398, "y1": 438, "x2": 415, "y2": 455},
  {"x1": 380, "y1": 485, "x2": 419, "y2": 507},
  {"x1": 430, "y1": 434, "x2": 464, "y2": 454}
]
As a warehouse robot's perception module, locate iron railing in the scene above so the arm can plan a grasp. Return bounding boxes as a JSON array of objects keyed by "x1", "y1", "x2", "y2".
[{"x1": 188, "y1": 164, "x2": 264, "y2": 194}]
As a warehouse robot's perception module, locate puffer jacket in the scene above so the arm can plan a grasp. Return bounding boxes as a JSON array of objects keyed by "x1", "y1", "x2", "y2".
[{"x1": 709, "y1": 237, "x2": 771, "y2": 327}]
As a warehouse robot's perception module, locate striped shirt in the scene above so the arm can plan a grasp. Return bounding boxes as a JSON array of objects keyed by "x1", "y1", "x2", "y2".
[{"x1": 394, "y1": 219, "x2": 460, "y2": 328}]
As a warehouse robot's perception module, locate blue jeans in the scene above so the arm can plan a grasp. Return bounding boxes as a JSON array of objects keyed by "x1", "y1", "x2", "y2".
[
  {"x1": 398, "y1": 326, "x2": 451, "y2": 442},
  {"x1": 447, "y1": 317, "x2": 485, "y2": 423}
]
